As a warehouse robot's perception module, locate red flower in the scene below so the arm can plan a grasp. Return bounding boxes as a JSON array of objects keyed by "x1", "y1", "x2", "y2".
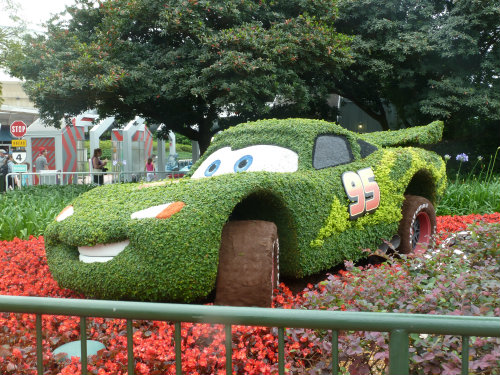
[{"x1": 0, "y1": 212, "x2": 498, "y2": 373}]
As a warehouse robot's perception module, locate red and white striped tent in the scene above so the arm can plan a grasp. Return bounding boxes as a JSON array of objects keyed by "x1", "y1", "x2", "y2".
[{"x1": 25, "y1": 117, "x2": 92, "y2": 184}]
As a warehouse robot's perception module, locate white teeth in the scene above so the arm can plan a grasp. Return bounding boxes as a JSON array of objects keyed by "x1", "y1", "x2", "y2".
[
  {"x1": 78, "y1": 240, "x2": 129, "y2": 263},
  {"x1": 79, "y1": 255, "x2": 114, "y2": 263}
]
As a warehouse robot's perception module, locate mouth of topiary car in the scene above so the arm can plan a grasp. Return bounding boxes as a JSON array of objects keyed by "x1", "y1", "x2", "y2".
[{"x1": 55, "y1": 201, "x2": 186, "y2": 264}]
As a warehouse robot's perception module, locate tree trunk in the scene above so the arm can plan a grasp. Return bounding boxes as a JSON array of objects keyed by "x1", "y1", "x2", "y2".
[{"x1": 197, "y1": 110, "x2": 217, "y2": 156}]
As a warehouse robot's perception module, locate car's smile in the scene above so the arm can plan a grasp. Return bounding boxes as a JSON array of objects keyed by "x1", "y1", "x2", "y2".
[
  {"x1": 78, "y1": 240, "x2": 130, "y2": 263},
  {"x1": 56, "y1": 201, "x2": 187, "y2": 263}
]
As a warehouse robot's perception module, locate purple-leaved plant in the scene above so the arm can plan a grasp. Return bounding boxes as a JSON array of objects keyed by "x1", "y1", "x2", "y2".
[{"x1": 281, "y1": 222, "x2": 500, "y2": 375}]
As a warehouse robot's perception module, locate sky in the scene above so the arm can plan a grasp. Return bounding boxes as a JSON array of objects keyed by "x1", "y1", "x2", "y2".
[{"x1": 1, "y1": 0, "x2": 75, "y2": 80}]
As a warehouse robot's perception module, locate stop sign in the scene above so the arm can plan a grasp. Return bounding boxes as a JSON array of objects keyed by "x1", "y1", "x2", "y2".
[{"x1": 10, "y1": 120, "x2": 27, "y2": 138}]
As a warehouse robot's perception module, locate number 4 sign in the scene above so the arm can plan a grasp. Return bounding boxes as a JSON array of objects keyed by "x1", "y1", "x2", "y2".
[
  {"x1": 12, "y1": 151, "x2": 27, "y2": 164},
  {"x1": 342, "y1": 167, "x2": 381, "y2": 220}
]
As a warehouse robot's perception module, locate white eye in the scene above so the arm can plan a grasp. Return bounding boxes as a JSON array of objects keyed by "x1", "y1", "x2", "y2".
[
  {"x1": 191, "y1": 145, "x2": 298, "y2": 179},
  {"x1": 131, "y1": 202, "x2": 185, "y2": 219},
  {"x1": 56, "y1": 206, "x2": 74, "y2": 222},
  {"x1": 192, "y1": 147, "x2": 233, "y2": 179},
  {"x1": 233, "y1": 145, "x2": 298, "y2": 173}
]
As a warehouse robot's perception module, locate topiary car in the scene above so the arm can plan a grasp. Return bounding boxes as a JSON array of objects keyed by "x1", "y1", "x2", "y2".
[{"x1": 46, "y1": 118, "x2": 446, "y2": 306}]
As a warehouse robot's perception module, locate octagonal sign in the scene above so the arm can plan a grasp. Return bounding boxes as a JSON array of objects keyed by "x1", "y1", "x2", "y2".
[{"x1": 10, "y1": 120, "x2": 27, "y2": 138}]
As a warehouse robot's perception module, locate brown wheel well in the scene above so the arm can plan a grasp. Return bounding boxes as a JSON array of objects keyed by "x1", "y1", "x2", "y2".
[
  {"x1": 404, "y1": 170, "x2": 438, "y2": 205},
  {"x1": 227, "y1": 190, "x2": 299, "y2": 277}
]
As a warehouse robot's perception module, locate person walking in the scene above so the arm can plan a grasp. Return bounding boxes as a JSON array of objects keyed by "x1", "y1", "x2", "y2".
[
  {"x1": 92, "y1": 148, "x2": 107, "y2": 185},
  {"x1": 6, "y1": 154, "x2": 17, "y2": 190},
  {"x1": 145, "y1": 157, "x2": 156, "y2": 182},
  {"x1": 0, "y1": 149, "x2": 6, "y2": 164},
  {"x1": 0, "y1": 150, "x2": 8, "y2": 193},
  {"x1": 35, "y1": 147, "x2": 49, "y2": 185}
]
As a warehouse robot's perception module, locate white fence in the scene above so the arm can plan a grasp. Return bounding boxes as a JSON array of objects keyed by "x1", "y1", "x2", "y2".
[{"x1": 3, "y1": 169, "x2": 188, "y2": 190}]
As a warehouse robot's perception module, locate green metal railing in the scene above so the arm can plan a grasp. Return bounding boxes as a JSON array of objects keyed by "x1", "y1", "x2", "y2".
[{"x1": 0, "y1": 295, "x2": 499, "y2": 375}]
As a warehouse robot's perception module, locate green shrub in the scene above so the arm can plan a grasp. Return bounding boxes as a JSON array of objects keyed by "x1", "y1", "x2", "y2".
[
  {"x1": 176, "y1": 143, "x2": 192, "y2": 153},
  {"x1": 283, "y1": 221, "x2": 500, "y2": 374},
  {"x1": 437, "y1": 177, "x2": 500, "y2": 215},
  {"x1": 45, "y1": 118, "x2": 446, "y2": 303},
  {"x1": 437, "y1": 147, "x2": 500, "y2": 215},
  {"x1": 0, "y1": 185, "x2": 94, "y2": 241}
]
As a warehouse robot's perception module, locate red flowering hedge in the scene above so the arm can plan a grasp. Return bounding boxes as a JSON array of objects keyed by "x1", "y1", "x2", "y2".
[{"x1": 0, "y1": 213, "x2": 499, "y2": 374}]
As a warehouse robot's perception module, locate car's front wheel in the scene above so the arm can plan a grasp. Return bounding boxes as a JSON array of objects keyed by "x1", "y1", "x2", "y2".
[
  {"x1": 397, "y1": 195, "x2": 436, "y2": 254},
  {"x1": 215, "y1": 220, "x2": 279, "y2": 307}
]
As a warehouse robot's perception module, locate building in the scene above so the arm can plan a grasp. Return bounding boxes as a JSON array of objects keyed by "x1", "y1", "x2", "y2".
[{"x1": 0, "y1": 79, "x2": 39, "y2": 152}]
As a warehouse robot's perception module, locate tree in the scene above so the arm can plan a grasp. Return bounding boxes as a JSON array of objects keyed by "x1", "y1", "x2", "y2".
[
  {"x1": 333, "y1": 0, "x2": 500, "y2": 131},
  {"x1": 8, "y1": 0, "x2": 351, "y2": 153},
  {"x1": 0, "y1": 0, "x2": 26, "y2": 104}
]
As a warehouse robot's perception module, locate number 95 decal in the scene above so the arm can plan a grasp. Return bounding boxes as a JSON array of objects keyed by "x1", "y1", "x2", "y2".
[{"x1": 342, "y1": 167, "x2": 380, "y2": 220}]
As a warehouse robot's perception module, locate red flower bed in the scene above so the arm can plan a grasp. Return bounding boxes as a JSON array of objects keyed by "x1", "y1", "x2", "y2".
[
  {"x1": 436, "y1": 212, "x2": 500, "y2": 235},
  {"x1": 0, "y1": 213, "x2": 498, "y2": 374}
]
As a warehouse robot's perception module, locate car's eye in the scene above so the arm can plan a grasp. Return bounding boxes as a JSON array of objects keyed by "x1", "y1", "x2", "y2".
[
  {"x1": 56, "y1": 206, "x2": 74, "y2": 222},
  {"x1": 234, "y1": 155, "x2": 253, "y2": 173},
  {"x1": 131, "y1": 202, "x2": 185, "y2": 219},
  {"x1": 191, "y1": 145, "x2": 297, "y2": 179},
  {"x1": 205, "y1": 160, "x2": 221, "y2": 177}
]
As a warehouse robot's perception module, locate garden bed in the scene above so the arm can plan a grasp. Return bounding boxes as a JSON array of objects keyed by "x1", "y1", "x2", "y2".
[{"x1": 0, "y1": 213, "x2": 499, "y2": 374}]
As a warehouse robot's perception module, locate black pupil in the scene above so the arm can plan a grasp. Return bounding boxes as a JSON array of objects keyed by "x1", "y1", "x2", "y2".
[
  {"x1": 208, "y1": 163, "x2": 217, "y2": 172},
  {"x1": 238, "y1": 159, "x2": 247, "y2": 169}
]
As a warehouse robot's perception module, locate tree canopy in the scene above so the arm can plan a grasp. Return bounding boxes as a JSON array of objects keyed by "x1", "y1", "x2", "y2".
[
  {"x1": 333, "y1": 0, "x2": 500, "y2": 131},
  {"x1": 0, "y1": 0, "x2": 26, "y2": 104},
  {"x1": 8, "y1": 0, "x2": 351, "y2": 153}
]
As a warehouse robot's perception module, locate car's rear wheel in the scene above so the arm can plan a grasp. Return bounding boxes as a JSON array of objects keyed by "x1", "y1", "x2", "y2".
[
  {"x1": 397, "y1": 195, "x2": 436, "y2": 254},
  {"x1": 215, "y1": 220, "x2": 279, "y2": 307}
]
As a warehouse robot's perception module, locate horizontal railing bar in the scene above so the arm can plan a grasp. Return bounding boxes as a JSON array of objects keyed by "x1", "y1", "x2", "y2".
[{"x1": 0, "y1": 296, "x2": 498, "y2": 337}]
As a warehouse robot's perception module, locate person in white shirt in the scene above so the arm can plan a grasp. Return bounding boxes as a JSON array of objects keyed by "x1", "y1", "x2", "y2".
[{"x1": 35, "y1": 147, "x2": 49, "y2": 185}]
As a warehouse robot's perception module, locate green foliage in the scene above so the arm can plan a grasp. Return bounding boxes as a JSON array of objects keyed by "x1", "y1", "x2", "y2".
[
  {"x1": 286, "y1": 221, "x2": 500, "y2": 374},
  {"x1": 175, "y1": 133, "x2": 192, "y2": 146},
  {"x1": 436, "y1": 148, "x2": 500, "y2": 215},
  {"x1": 361, "y1": 121, "x2": 444, "y2": 147},
  {"x1": 9, "y1": 0, "x2": 352, "y2": 153},
  {"x1": 0, "y1": 0, "x2": 26, "y2": 103},
  {"x1": 437, "y1": 177, "x2": 500, "y2": 216},
  {"x1": 45, "y1": 118, "x2": 446, "y2": 303},
  {"x1": 0, "y1": 185, "x2": 94, "y2": 241},
  {"x1": 84, "y1": 140, "x2": 192, "y2": 162},
  {"x1": 176, "y1": 144, "x2": 192, "y2": 153},
  {"x1": 333, "y1": 0, "x2": 500, "y2": 132}
]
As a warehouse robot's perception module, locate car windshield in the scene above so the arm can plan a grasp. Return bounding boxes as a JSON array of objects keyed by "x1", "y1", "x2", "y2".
[{"x1": 313, "y1": 135, "x2": 353, "y2": 169}]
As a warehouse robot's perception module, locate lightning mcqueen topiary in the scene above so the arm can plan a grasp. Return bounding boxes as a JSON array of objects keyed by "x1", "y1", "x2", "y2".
[{"x1": 46, "y1": 119, "x2": 446, "y2": 306}]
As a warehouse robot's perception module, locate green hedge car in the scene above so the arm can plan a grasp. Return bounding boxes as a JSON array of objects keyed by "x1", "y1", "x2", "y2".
[{"x1": 46, "y1": 119, "x2": 446, "y2": 306}]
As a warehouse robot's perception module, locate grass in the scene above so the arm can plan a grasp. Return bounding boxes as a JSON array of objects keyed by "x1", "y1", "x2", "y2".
[
  {"x1": 0, "y1": 185, "x2": 94, "y2": 241},
  {"x1": 436, "y1": 177, "x2": 500, "y2": 215},
  {"x1": 436, "y1": 147, "x2": 500, "y2": 216}
]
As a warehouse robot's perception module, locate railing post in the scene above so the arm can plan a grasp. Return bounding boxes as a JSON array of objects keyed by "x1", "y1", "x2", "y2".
[
  {"x1": 225, "y1": 325, "x2": 232, "y2": 375},
  {"x1": 461, "y1": 335, "x2": 469, "y2": 375},
  {"x1": 127, "y1": 319, "x2": 135, "y2": 375},
  {"x1": 332, "y1": 330, "x2": 339, "y2": 375},
  {"x1": 175, "y1": 322, "x2": 182, "y2": 375},
  {"x1": 36, "y1": 314, "x2": 43, "y2": 375},
  {"x1": 80, "y1": 316, "x2": 87, "y2": 374},
  {"x1": 278, "y1": 327, "x2": 285, "y2": 375},
  {"x1": 389, "y1": 329, "x2": 409, "y2": 375}
]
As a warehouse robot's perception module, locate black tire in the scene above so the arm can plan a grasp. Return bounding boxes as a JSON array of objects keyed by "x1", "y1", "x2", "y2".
[
  {"x1": 397, "y1": 195, "x2": 437, "y2": 254},
  {"x1": 215, "y1": 220, "x2": 279, "y2": 307}
]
